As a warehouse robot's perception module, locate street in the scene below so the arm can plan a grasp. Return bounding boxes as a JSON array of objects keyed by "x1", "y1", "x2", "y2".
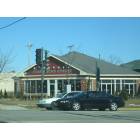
[{"x1": 0, "y1": 109, "x2": 140, "y2": 123}]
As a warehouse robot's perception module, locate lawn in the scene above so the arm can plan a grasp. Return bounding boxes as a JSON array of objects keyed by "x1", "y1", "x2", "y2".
[
  {"x1": 125, "y1": 98, "x2": 140, "y2": 107},
  {"x1": 0, "y1": 98, "x2": 38, "y2": 109}
]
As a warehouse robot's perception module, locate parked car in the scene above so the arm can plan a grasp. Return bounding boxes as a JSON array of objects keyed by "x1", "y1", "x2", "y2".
[
  {"x1": 52, "y1": 91, "x2": 125, "y2": 111},
  {"x1": 37, "y1": 93, "x2": 66, "y2": 109},
  {"x1": 37, "y1": 91, "x2": 83, "y2": 110}
]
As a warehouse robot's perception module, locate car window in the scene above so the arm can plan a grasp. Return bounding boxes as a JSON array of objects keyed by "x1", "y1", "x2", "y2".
[
  {"x1": 88, "y1": 92, "x2": 96, "y2": 98},
  {"x1": 95, "y1": 92, "x2": 111, "y2": 97},
  {"x1": 63, "y1": 92, "x2": 82, "y2": 98},
  {"x1": 56, "y1": 93, "x2": 66, "y2": 98}
]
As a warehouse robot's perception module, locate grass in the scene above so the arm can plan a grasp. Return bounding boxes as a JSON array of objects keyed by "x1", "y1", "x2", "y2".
[
  {"x1": 0, "y1": 98, "x2": 38, "y2": 109},
  {"x1": 125, "y1": 98, "x2": 140, "y2": 107}
]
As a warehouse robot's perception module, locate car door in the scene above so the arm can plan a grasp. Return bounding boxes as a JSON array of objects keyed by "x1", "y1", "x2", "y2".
[
  {"x1": 94, "y1": 92, "x2": 111, "y2": 108},
  {"x1": 76, "y1": 93, "x2": 94, "y2": 109},
  {"x1": 83, "y1": 92, "x2": 98, "y2": 109}
]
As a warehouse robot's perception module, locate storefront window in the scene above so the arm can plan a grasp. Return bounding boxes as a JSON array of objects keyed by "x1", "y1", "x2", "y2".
[
  {"x1": 70, "y1": 80, "x2": 75, "y2": 91},
  {"x1": 31, "y1": 80, "x2": 35, "y2": 93},
  {"x1": 43, "y1": 80, "x2": 47, "y2": 93},
  {"x1": 76, "y1": 80, "x2": 81, "y2": 91},
  {"x1": 37, "y1": 80, "x2": 41, "y2": 93},
  {"x1": 58, "y1": 80, "x2": 63, "y2": 93},
  {"x1": 25, "y1": 80, "x2": 30, "y2": 93}
]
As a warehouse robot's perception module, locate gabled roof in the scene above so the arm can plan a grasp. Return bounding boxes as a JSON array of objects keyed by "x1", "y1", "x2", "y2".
[
  {"x1": 121, "y1": 60, "x2": 140, "y2": 70},
  {"x1": 54, "y1": 51, "x2": 139, "y2": 75}
]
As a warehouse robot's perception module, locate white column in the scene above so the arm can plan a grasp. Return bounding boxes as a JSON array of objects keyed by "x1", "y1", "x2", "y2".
[
  {"x1": 114, "y1": 80, "x2": 116, "y2": 93},
  {"x1": 111, "y1": 82, "x2": 112, "y2": 95},
  {"x1": 133, "y1": 84, "x2": 135, "y2": 97},
  {"x1": 24, "y1": 80, "x2": 26, "y2": 95},
  {"x1": 47, "y1": 80, "x2": 50, "y2": 97},
  {"x1": 101, "y1": 83, "x2": 102, "y2": 91},
  {"x1": 129, "y1": 84, "x2": 130, "y2": 95},
  {"x1": 55, "y1": 80, "x2": 58, "y2": 96},
  {"x1": 120, "y1": 80, "x2": 122, "y2": 91}
]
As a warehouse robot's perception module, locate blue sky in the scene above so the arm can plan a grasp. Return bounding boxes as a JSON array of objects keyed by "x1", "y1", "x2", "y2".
[{"x1": 0, "y1": 17, "x2": 140, "y2": 72}]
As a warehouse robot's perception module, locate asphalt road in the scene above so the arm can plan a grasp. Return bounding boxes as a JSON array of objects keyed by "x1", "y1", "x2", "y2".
[{"x1": 0, "y1": 109, "x2": 140, "y2": 123}]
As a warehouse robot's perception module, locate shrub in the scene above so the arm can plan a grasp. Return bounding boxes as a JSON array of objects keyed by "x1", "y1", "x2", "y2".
[
  {"x1": 0, "y1": 89, "x2": 3, "y2": 98},
  {"x1": 119, "y1": 89, "x2": 129, "y2": 100},
  {"x1": 135, "y1": 85, "x2": 140, "y2": 98},
  {"x1": 4, "y1": 90, "x2": 8, "y2": 98}
]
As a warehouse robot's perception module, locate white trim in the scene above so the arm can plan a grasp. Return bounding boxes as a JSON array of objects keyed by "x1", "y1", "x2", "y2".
[
  {"x1": 101, "y1": 77, "x2": 140, "y2": 80},
  {"x1": 22, "y1": 77, "x2": 96, "y2": 80},
  {"x1": 101, "y1": 74, "x2": 140, "y2": 76}
]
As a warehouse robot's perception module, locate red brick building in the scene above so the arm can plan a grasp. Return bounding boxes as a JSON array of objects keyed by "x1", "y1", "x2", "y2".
[{"x1": 14, "y1": 51, "x2": 140, "y2": 98}]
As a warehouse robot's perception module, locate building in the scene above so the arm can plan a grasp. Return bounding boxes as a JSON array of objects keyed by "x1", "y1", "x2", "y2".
[
  {"x1": 14, "y1": 51, "x2": 140, "y2": 98},
  {"x1": 0, "y1": 72, "x2": 17, "y2": 96}
]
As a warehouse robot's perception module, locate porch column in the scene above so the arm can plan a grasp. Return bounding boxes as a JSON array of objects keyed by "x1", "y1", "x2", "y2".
[
  {"x1": 120, "y1": 80, "x2": 122, "y2": 91},
  {"x1": 55, "y1": 80, "x2": 58, "y2": 96},
  {"x1": 24, "y1": 80, "x2": 26, "y2": 95},
  {"x1": 101, "y1": 82, "x2": 102, "y2": 91},
  {"x1": 111, "y1": 81, "x2": 112, "y2": 95},
  {"x1": 114, "y1": 80, "x2": 116, "y2": 93},
  {"x1": 47, "y1": 80, "x2": 50, "y2": 97}
]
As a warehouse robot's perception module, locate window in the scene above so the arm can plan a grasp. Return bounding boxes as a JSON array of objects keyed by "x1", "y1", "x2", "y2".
[
  {"x1": 88, "y1": 92, "x2": 96, "y2": 98},
  {"x1": 25, "y1": 80, "x2": 30, "y2": 93},
  {"x1": 37, "y1": 80, "x2": 41, "y2": 93},
  {"x1": 58, "y1": 80, "x2": 63, "y2": 93},
  {"x1": 76, "y1": 80, "x2": 81, "y2": 91},
  {"x1": 31, "y1": 80, "x2": 35, "y2": 93},
  {"x1": 70, "y1": 80, "x2": 75, "y2": 91},
  {"x1": 43, "y1": 80, "x2": 47, "y2": 93}
]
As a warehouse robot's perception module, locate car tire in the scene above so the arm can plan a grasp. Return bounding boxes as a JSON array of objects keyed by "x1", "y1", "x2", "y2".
[
  {"x1": 72, "y1": 102, "x2": 81, "y2": 111},
  {"x1": 109, "y1": 102, "x2": 118, "y2": 111}
]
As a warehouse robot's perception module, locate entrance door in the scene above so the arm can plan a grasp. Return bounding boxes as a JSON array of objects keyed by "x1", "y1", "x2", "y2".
[{"x1": 50, "y1": 84, "x2": 55, "y2": 97}]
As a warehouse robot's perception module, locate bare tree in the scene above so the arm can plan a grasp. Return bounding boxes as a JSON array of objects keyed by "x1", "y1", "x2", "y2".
[
  {"x1": 106, "y1": 55, "x2": 123, "y2": 65},
  {"x1": 0, "y1": 48, "x2": 15, "y2": 73}
]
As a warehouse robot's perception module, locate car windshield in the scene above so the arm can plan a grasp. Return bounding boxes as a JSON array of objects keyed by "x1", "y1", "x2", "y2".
[
  {"x1": 56, "y1": 93, "x2": 66, "y2": 98},
  {"x1": 63, "y1": 91, "x2": 83, "y2": 98}
]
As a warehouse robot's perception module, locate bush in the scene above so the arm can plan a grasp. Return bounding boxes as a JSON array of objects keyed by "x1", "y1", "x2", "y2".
[
  {"x1": 119, "y1": 90, "x2": 129, "y2": 100},
  {"x1": 0, "y1": 89, "x2": 3, "y2": 98},
  {"x1": 135, "y1": 85, "x2": 140, "y2": 98},
  {"x1": 4, "y1": 90, "x2": 8, "y2": 98}
]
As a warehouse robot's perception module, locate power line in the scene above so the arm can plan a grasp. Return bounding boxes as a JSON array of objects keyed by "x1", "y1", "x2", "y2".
[{"x1": 0, "y1": 17, "x2": 26, "y2": 30}]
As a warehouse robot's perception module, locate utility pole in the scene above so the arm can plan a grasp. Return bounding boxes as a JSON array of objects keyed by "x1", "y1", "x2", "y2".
[
  {"x1": 41, "y1": 47, "x2": 44, "y2": 98},
  {"x1": 27, "y1": 43, "x2": 32, "y2": 100},
  {"x1": 35, "y1": 48, "x2": 48, "y2": 99},
  {"x1": 27, "y1": 43, "x2": 33, "y2": 66}
]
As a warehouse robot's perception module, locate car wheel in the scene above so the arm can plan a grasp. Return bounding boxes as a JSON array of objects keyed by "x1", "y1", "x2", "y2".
[
  {"x1": 109, "y1": 102, "x2": 118, "y2": 111},
  {"x1": 72, "y1": 102, "x2": 81, "y2": 111}
]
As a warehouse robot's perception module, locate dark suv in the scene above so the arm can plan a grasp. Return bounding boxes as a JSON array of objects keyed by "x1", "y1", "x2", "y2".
[{"x1": 52, "y1": 91, "x2": 125, "y2": 111}]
